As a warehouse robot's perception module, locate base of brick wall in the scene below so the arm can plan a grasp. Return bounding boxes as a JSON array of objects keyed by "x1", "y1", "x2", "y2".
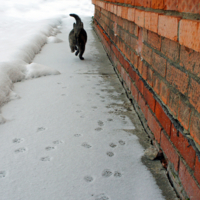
[{"x1": 93, "y1": 19, "x2": 200, "y2": 200}]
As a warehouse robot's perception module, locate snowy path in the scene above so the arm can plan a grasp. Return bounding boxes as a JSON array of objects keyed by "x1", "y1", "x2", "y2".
[{"x1": 0, "y1": 17, "x2": 166, "y2": 200}]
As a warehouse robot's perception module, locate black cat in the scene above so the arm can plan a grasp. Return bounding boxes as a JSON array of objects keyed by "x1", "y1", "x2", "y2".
[{"x1": 68, "y1": 14, "x2": 87, "y2": 60}]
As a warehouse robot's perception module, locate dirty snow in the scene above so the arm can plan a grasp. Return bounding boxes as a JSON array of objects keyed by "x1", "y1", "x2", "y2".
[{"x1": 0, "y1": 0, "x2": 167, "y2": 200}]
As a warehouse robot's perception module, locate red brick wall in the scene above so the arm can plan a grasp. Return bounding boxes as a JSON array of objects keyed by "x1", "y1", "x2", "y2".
[{"x1": 92, "y1": 0, "x2": 200, "y2": 199}]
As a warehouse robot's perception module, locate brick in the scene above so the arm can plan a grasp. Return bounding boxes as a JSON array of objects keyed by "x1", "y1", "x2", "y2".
[
  {"x1": 167, "y1": 90, "x2": 179, "y2": 117},
  {"x1": 137, "y1": 27, "x2": 143, "y2": 56},
  {"x1": 147, "y1": 67, "x2": 154, "y2": 87},
  {"x1": 148, "y1": 31, "x2": 161, "y2": 50},
  {"x1": 158, "y1": 15, "x2": 181, "y2": 41},
  {"x1": 171, "y1": 125, "x2": 196, "y2": 170},
  {"x1": 142, "y1": 45, "x2": 153, "y2": 65},
  {"x1": 161, "y1": 131, "x2": 179, "y2": 171},
  {"x1": 155, "y1": 102, "x2": 172, "y2": 136},
  {"x1": 178, "y1": 99, "x2": 191, "y2": 130},
  {"x1": 138, "y1": 93, "x2": 147, "y2": 119},
  {"x1": 143, "y1": 0, "x2": 151, "y2": 7},
  {"x1": 127, "y1": 7, "x2": 135, "y2": 22},
  {"x1": 194, "y1": 155, "x2": 200, "y2": 185},
  {"x1": 130, "y1": 36, "x2": 138, "y2": 51},
  {"x1": 151, "y1": 0, "x2": 164, "y2": 9},
  {"x1": 190, "y1": 112, "x2": 200, "y2": 146},
  {"x1": 131, "y1": 82, "x2": 139, "y2": 102},
  {"x1": 143, "y1": 86, "x2": 156, "y2": 112},
  {"x1": 128, "y1": 66, "x2": 136, "y2": 81},
  {"x1": 180, "y1": 46, "x2": 200, "y2": 77},
  {"x1": 142, "y1": 63, "x2": 148, "y2": 80},
  {"x1": 153, "y1": 74, "x2": 160, "y2": 95},
  {"x1": 145, "y1": 12, "x2": 159, "y2": 33},
  {"x1": 179, "y1": 19, "x2": 200, "y2": 53},
  {"x1": 135, "y1": 9, "x2": 145, "y2": 27},
  {"x1": 136, "y1": 76, "x2": 144, "y2": 95},
  {"x1": 142, "y1": 28, "x2": 148, "y2": 43},
  {"x1": 178, "y1": 0, "x2": 200, "y2": 14},
  {"x1": 113, "y1": 5, "x2": 118, "y2": 15},
  {"x1": 138, "y1": 59, "x2": 143, "y2": 75},
  {"x1": 117, "y1": 5, "x2": 122, "y2": 17},
  {"x1": 161, "y1": 38, "x2": 180, "y2": 62},
  {"x1": 152, "y1": 52, "x2": 166, "y2": 77},
  {"x1": 131, "y1": 52, "x2": 138, "y2": 69},
  {"x1": 188, "y1": 79, "x2": 200, "y2": 113},
  {"x1": 121, "y1": 6, "x2": 128, "y2": 19},
  {"x1": 179, "y1": 160, "x2": 200, "y2": 200},
  {"x1": 166, "y1": 63, "x2": 189, "y2": 94},
  {"x1": 148, "y1": 109, "x2": 162, "y2": 143},
  {"x1": 164, "y1": 0, "x2": 178, "y2": 11},
  {"x1": 135, "y1": 0, "x2": 143, "y2": 6},
  {"x1": 160, "y1": 81, "x2": 169, "y2": 105}
]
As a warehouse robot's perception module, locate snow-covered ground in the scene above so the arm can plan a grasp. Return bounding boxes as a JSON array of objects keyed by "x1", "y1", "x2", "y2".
[
  {"x1": 0, "y1": 1, "x2": 168, "y2": 199},
  {"x1": 0, "y1": 0, "x2": 94, "y2": 122}
]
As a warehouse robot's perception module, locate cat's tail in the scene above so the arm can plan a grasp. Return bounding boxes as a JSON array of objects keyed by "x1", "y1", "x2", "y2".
[{"x1": 69, "y1": 14, "x2": 82, "y2": 25}]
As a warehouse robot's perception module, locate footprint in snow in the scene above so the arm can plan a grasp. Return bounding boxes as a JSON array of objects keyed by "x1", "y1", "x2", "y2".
[
  {"x1": 37, "y1": 127, "x2": 46, "y2": 132},
  {"x1": 15, "y1": 148, "x2": 26, "y2": 153},
  {"x1": 53, "y1": 140, "x2": 63, "y2": 145},
  {"x1": 45, "y1": 146, "x2": 55, "y2": 151},
  {"x1": 114, "y1": 171, "x2": 122, "y2": 178},
  {"x1": 95, "y1": 193, "x2": 109, "y2": 200},
  {"x1": 84, "y1": 176, "x2": 93, "y2": 182},
  {"x1": 102, "y1": 169, "x2": 112, "y2": 178},
  {"x1": 109, "y1": 143, "x2": 117, "y2": 148},
  {"x1": 106, "y1": 152, "x2": 114, "y2": 157},
  {"x1": 119, "y1": 140, "x2": 125, "y2": 145},
  {"x1": 74, "y1": 134, "x2": 82, "y2": 137},
  {"x1": 13, "y1": 138, "x2": 24, "y2": 143},
  {"x1": 98, "y1": 120, "x2": 104, "y2": 127},
  {"x1": 82, "y1": 142, "x2": 91, "y2": 149},
  {"x1": 40, "y1": 156, "x2": 51, "y2": 161},
  {"x1": 0, "y1": 171, "x2": 6, "y2": 178},
  {"x1": 95, "y1": 127, "x2": 102, "y2": 132}
]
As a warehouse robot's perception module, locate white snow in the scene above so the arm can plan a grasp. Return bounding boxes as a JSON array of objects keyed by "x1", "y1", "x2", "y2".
[{"x1": 0, "y1": 0, "x2": 167, "y2": 200}]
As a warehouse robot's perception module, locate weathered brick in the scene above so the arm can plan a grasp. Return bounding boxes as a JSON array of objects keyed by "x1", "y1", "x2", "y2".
[
  {"x1": 145, "y1": 11, "x2": 159, "y2": 33},
  {"x1": 166, "y1": 63, "x2": 189, "y2": 94},
  {"x1": 164, "y1": 0, "x2": 178, "y2": 11},
  {"x1": 188, "y1": 78, "x2": 200, "y2": 113},
  {"x1": 121, "y1": 6, "x2": 128, "y2": 19},
  {"x1": 147, "y1": 67, "x2": 154, "y2": 87},
  {"x1": 135, "y1": 0, "x2": 143, "y2": 6},
  {"x1": 178, "y1": 98, "x2": 191, "y2": 130},
  {"x1": 194, "y1": 155, "x2": 200, "y2": 185},
  {"x1": 161, "y1": 131, "x2": 179, "y2": 171},
  {"x1": 151, "y1": 0, "x2": 164, "y2": 9},
  {"x1": 148, "y1": 31, "x2": 161, "y2": 50},
  {"x1": 153, "y1": 74, "x2": 160, "y2": 95},
  {"x1": 179, "y1": 19, "x2": 200, "y2": 53},
  {"x1": 128, "y1": 65, "x2": 136, "y2": 81},
  {"x1": 179, "y1": 160, "x2": 200, "y2": 200},
  {"x1": 135, "y1": 9, "x2": 145, "y2": 27},
  {"x1": 127, "y1": 7, "x2": 135, "y2": 22},
  {"x1": 177, "y1": 0, "x2": 200, "y2": 14},
  {"x1": 171, "y1": 125, "x2": 196, "y2": 170},
  {"x1": 143, "y1": 0, "x2": 151, "y2": 7},
  {"x1": 190, "y1": 112, "x2": 200, "y2": 146},
  {"x1": 160, "y1": 81, "x2": 169, "y2": 105},
  {"x1": 131, "y1": 82, "x2": 139, "y2": 102},
  {"x1": 142, "y1": 63, "x2": 148, "y2": 80},
  {"x1": 180, "y1": 46, "x2": 200, "y2": 76},
  {"x1": 161, "y1": 38, "x2": 180, "y2": 62},
  {"x1": 130, "y1": 36, "x2": 138, "y2": 51},
  {"x1": 117, "y1": 5, "x2": 122, "y2": 17},
  {"x1": 138, "y1": 93, "x2": 148, "y2": 119},
  {"x1": 148, "y1": 109, "x2": 162, "y2": 143},
  {"x1": 138, "y1": 59, "x2": 143, "y2": 75},
  {"x1": 158, "y1": 15, "x2": 181, "y2": 41},
  {"x1": 142, "y1": 45, "x2": 153, "y2": 65},
  {"x1": 143, "y1": 86, "x2": 156, "y2": 112},
  {"x1": 152, "y1": 52, "x2": 166, "y2": 77},
  {"x1": 131, "y1": 51, "x2": 139, "y2": 69},
  {"x1": 167, "y1": 90, "x2": 179, "y2": 117},
  {"x1": 155, "y1": 101, "x2": 172, "y2": 136}
]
